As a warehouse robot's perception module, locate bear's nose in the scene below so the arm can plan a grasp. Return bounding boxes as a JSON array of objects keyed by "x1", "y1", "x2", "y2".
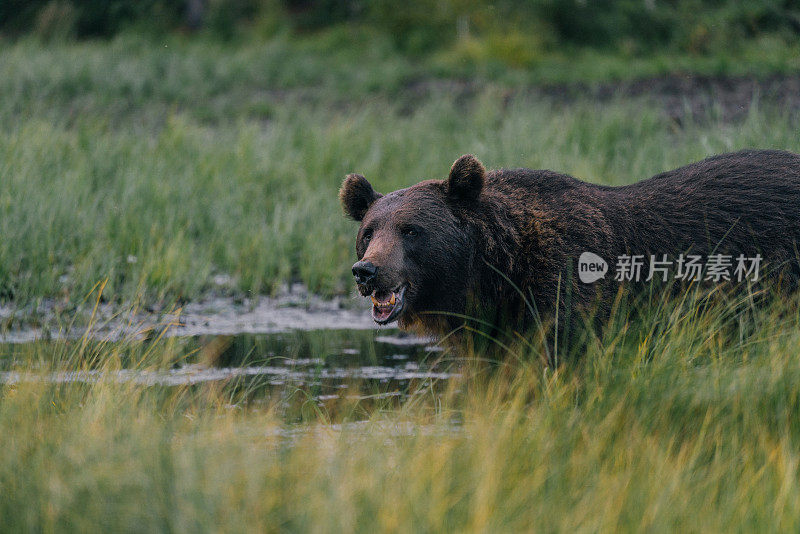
[{"x1": 352, "y1": 261, "x2": 377, "y2": 285}]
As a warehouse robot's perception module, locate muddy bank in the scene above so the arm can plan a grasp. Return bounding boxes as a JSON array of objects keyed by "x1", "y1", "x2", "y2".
[
  {"x1": 0, "y1": 363, "x2": 455, "y2": 387},
  {"x1": 545, "y1": 73, "x2": 800, "y2": 123},
  {"x1": 0, "y1": 284, "x2": 383, "y2": 344},
  {"x1": 404, "y1": 73, "x2": 800, "y2": 123}
]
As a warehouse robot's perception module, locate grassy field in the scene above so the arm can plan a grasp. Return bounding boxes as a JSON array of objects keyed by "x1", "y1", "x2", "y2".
[
  {"x1": 2, "y1": 32, "x2": 800, "y2": 310},
  {"x1": 3, "y1": 30, "x2": 800, "y2": 531},
  {"x1": 2, "y1": 288, "x2": 800, "y2": 531}
]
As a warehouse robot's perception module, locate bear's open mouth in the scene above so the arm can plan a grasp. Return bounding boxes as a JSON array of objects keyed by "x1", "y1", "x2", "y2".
[{"x1": 370, "y1": 286, "x2": 406, "y2": 324}]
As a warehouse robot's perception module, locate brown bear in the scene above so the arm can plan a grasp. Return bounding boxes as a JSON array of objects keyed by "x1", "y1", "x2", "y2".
[{"x1": 339, "y1": 149, "x2": 800, "y2": 337}]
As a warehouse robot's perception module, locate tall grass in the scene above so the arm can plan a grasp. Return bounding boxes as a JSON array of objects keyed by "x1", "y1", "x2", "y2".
[
  {"x1": 2, "y1": 36, "x2": 799, "y2": 309},
  {"x1": 1, "y1": 288, "x2": 799, "y2": 531}
]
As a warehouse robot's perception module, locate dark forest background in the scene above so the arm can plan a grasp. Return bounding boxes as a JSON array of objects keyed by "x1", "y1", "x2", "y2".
[{"x1": 3, "y1": 0, "x2": 800, "y2": 57}]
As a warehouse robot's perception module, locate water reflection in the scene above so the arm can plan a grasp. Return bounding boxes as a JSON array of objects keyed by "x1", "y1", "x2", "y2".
[{"x1": 0, "y1": 329, "x2": 459, "y2": 405}]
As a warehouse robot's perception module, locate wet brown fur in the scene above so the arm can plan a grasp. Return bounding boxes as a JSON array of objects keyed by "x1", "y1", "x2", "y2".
[{"x1": 340, "y1": 150, "x2": 800, "y2": 336}]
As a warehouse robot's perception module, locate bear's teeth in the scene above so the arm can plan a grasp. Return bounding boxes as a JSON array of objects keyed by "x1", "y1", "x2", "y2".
[{"x1": 371, "y1": 292, "x2": 397, "y2": 307}]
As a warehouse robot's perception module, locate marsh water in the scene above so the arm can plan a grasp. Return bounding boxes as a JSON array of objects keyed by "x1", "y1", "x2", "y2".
[
  {"x1": 0, "y1": 290, "x2": 465, "y2": 420},
  {"x1": 0, "y1": 328, "x2": 459, "y2": 413}
]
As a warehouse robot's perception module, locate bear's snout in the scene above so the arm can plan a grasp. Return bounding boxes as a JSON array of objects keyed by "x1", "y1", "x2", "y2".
[{"x1": 352, "y1": 260, "x2": 377, "y2": 287}]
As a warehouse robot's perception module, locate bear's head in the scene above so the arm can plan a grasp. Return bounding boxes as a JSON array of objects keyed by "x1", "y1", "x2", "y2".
[{"x1": 339, "y1": 154, "x2": 486, "y2": 330}]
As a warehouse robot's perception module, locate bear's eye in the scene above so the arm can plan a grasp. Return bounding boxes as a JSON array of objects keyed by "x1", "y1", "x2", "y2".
[
  {"x1": 402, "y1": 227, "x2": 419, "y2": 238},
  {"x1": 362, "y1": 228, "x2": 373, "y2": 242}
]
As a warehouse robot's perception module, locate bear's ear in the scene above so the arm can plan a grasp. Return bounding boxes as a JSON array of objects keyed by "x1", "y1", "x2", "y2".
[
  {"x1": 446, "y1": 154, "x2": 485, "y2": 200},
  {"x1": 339, "y1": 173, "x2": 382, "y2": 221}
]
